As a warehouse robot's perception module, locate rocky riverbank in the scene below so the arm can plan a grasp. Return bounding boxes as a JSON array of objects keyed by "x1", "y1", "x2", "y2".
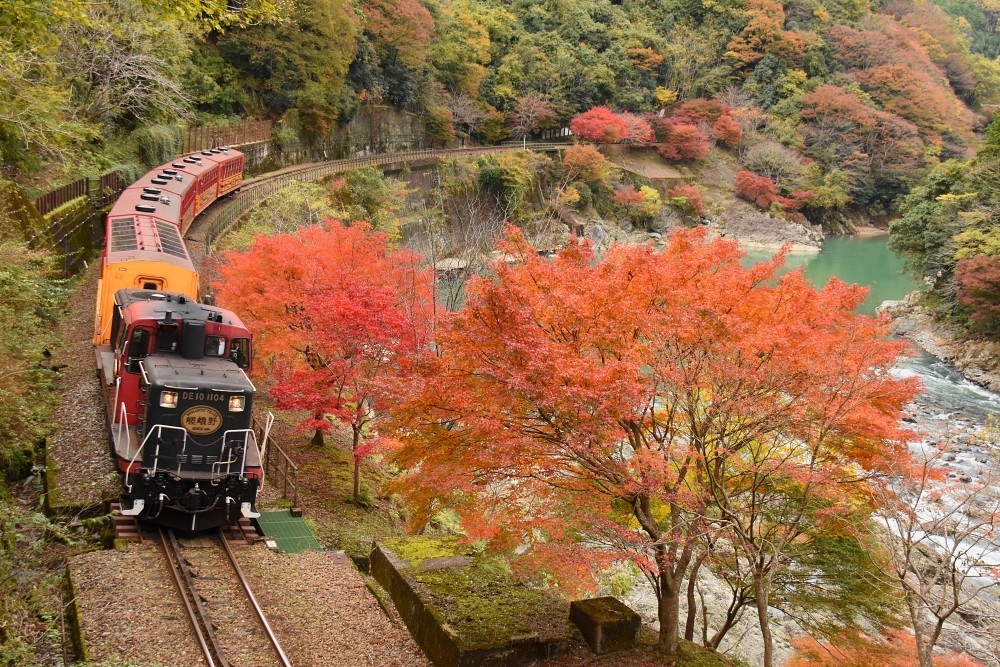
[{"x1": 881, "y1": 292, "x2": 1000, "y2": 393}]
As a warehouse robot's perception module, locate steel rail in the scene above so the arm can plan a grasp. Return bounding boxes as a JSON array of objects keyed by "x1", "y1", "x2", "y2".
[
  {"x1": 158, "y1": 528, "x2": 225, "y2": 667},
  {"x1": 217, "y1": 528, "x2": 293, "y2": 667}
]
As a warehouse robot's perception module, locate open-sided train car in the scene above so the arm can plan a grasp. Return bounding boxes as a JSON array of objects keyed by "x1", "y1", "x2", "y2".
[{"x1": 95, "y1": 289, "x2": 260, "y2": 531}]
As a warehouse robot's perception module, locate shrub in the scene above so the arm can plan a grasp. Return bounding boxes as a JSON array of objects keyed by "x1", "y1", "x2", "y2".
[
  {"x1": 736, "y1": 170, "x2": 814, "y2": 214},
  {"x1": 712, "y1": 114, "x2": 743, "y2": 147},
  {"x1": 132, "y1": 125, "x2": 181, "y2": 166},
  {"x1": 562, "y1": 144, "x2": 611, "y2": 185},
  {"x1": 570, "y1": 107, "x2": 629, "y2": 143},
  {"x1": 956, "y1": 255, "x2": 1000, "y2": 336},
  {"x1": 655, "y1": 123, "x2": 709, "y2": 160},
  {"x1": 620, "y1": 113, "x2": 654, "y2": 145},
  {"x1": 667, "y1": 184, "x2": 705, "y2": 217}
]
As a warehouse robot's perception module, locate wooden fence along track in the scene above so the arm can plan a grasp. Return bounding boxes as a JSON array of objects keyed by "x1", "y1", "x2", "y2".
[
  {"x1": 199, "y1": 143, "x2": 569, "y2": 253},
  {"x1": 158, "y1": 527, "x2": 292, "y2": 667}
]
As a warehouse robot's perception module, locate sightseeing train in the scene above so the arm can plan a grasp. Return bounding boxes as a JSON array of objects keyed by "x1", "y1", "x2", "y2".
[{"x1": 93, "y1": 148, "x2": 262, "y2": 531}]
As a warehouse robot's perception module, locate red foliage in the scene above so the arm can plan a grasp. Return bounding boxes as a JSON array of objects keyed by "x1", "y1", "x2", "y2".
[
  {"x1": 570, "y1": 106, "x2": 629, "y2": 143},
  {"x1": 361, "y1": 0, "x2": 434, "y2": 68},
  {"x1": 853, "y1": 63, "x2": 954, "y2": 138},
  {"x1": 214, "y1": 221, "x2": 435, "y2": 498},
  {"x1": 667, "y1": 184, "x2": 705, "y2": 216},
  {"x1": 826, "y1": 24, "x2": 894, "y2": 71},
  {"x1": 712, "y1": 114, "x2": 743, "y2": 147},
  {"x1": 671, "y1": 98, "x2": 728, "y2": 126},
  {"x1": 614, "y1": 184, "x2": 645, "y2": 205},
  {"x1": 655, "y1": 123, "x2": 709, "y2": 160},
  {"x1": 799, "y1": 84, "x2": 922, "y2": 179},
  {"x1": 667, "y1": 99, "x2": 742, "y2": 147},
  {"x1": 727, "y1": 0, "x2": 805, "y2": 66},
  {"x1": 735, "y1": 170, "x2": 780, "y2": 208},
  {"x1": 735, "y1": 171, "x2": 812, "y2": 213},
  {"x1": 389, "y1": 226, "x2": 917, "y2": 646},
  {"x1": 789, "y1": 629, "x2": 985, "y2": 667},
  {"x1": 619, "y1": 112, "x2": 654, "y2": 144},
  {"x1": 956, "y1": 255, "x2": 1000, "y2": 334}
]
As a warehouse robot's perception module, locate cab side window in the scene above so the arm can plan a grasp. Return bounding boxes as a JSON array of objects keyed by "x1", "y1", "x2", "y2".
[
  {"x1": 229, "y1": 337, "x2": 250, "y2": 371},
  {"x1": 125, "y1": 327, "x2": 151, "y2": 373},
  {"x1": 205, "y1": 335, "x2": 226, "y2": 357}
]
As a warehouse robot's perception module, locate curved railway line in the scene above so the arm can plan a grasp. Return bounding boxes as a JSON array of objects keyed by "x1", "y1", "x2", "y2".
[
  {"x1": 192, "y1": 142, "x2": 568, "y2": 254},
  {"x1": 158, "y1": 528, "x2": 292, "y2": 667}
]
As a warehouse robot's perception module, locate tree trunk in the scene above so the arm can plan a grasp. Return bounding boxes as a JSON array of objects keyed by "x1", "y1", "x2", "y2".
[
  {"x1": 708, "y1": 593, "x2": 747, "y2": 649},
  {"x1": 684, "y1": 554, "x2": 706, "y2": 641},
  {"x1": 658, "y1": 575, "x2": 683, "y2": 655},
  {"x1": 908, "y1": 597, "x2": 934, "y2": 667},
  {"x1": 352, "y1": 425, "x2": 362, "y2": 502},
  {"x1": 754, "y1": 573, "x2": 774, "y2": 667},
  {"x1": 311, "y1": 426, "x2": 324, "y2": 447}
]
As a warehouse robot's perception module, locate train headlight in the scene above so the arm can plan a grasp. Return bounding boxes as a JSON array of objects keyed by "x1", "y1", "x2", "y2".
[
  {"x1": 159, "y1": 391, "x2": 178, "y2": 408},
  {"x1": 228, "y1": 395, "x2": 245, "y2": 412}
]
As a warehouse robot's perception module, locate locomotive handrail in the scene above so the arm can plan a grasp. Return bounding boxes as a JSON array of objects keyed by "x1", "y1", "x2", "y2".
[
  {"x1": 124, "y1": 424, "x2": 189, "y2": 491},
  {"x1": 114, "y1": 398, "x2": 130, "y2": 456},
  {"x1": 211, "y1": 428, "x2": 259, "y2": 479}
]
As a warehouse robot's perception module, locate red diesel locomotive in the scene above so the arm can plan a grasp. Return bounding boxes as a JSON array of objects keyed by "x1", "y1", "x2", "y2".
[{"x1": 94, "y1": 148, "x2": 262, "y2": 531}]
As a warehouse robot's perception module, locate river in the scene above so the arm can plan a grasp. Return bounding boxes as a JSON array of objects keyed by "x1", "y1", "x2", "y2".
[{"x1": 744, "y1": 235, "x2": 1000, "y2": 421}]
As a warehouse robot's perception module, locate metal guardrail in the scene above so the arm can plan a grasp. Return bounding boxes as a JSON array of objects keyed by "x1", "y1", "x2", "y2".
[
  {"x1": 254, "y1": 415, "x2": 300, "y2": 507},
  {"x1": 203, "y1": 142, "x2": 569, "y2": 253}
]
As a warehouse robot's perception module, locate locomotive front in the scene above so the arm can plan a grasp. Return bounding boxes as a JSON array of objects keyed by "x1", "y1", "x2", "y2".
[
  {"x1": 102, "y1": 291, "x2": 263, "y2": 532},
  {"x1": 132, "y1": 354, "x2": 260, "y2": 531}
]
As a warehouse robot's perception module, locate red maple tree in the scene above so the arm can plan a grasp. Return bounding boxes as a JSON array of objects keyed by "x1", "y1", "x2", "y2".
[
  {"x1": 389, "y1": 227, "x2": 916, "y2": 656},
  {"x1": 654, "y1": 122, "x2": 709, "y2": 160},
  {"x1": 667, "y1": 184, "x2": 705, "y2": 216},
  {"x1": 214, "y1": 221, "x2": 435, "y2": 502},
  {"x1": 956, "y1": 255, "x2": 1000, "y2": 335},
  {"x1": 570, "y1": 106, "x2": 629, "y2": 142}
]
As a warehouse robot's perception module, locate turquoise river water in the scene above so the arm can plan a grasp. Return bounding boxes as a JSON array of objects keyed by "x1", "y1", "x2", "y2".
[{"x1": 745, "y1": 235, "x2": 999, "y2": 420}]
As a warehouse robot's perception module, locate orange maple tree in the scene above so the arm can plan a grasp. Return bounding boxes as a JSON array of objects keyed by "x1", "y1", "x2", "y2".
[
  {"x1": 389, "y1": 227, "x2": 917, "y2": 656},
  {"x1": 789, "y1": 629, "x2": 985, "y2": 667},
  {"x1": 214, "y1": 221, "x2": 435, "y2": 501}
]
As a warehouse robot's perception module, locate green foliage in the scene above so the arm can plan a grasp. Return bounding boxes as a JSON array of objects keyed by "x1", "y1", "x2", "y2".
[
  {"x1": 599, "y1": 560, "x2": 643, "y2": 597},
  {"x1": 131, "y1": 125, "x2": 182, "y2": 167},
  {"x1": 0, "y1": 242, "x2": 64, "y2": 478},
  {"x1": 779, "y1": 533, "x2": 902, "y2": 637},
  {"x1": 889, "y1": 160, "x2": 970, "y2": 279},
  {"x1": 333, "y1": 167, "x2": 416, "y2": 241},
  {"x1": 475, "y1": 151, "x2": 547, "y2": 218},
  {"x1": 215, "y1": 0, "x2": 357, "y2": 138},
  {"x1": 220, "y1": 180, "x2": 342, "y2": 252}
]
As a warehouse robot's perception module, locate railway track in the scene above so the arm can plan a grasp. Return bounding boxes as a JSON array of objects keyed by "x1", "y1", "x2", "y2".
[
  {"x1": 192, "y1": 142, "x2": 569, "y2": 254},
  {"x1": 157, "y1": 528, "x2": 292, "y2": 667}
]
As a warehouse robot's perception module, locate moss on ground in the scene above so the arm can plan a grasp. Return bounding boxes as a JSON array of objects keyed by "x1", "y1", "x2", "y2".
[
  {"x1": 382, "y1": 534, "x2": 474, "y2": 566},
  {"x1": 383, "y1": 536, "x2": 571, "y2": 650}
]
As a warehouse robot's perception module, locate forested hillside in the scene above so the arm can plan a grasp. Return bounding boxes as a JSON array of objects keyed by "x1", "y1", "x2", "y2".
[{"x1": 3, "y1": 0, "x2": 999, "y2": 217}]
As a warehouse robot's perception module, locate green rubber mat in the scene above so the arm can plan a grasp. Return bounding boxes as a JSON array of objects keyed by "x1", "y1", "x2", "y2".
[{"x1": 255, "y1": 511, "x2": 322, "y2": 553}]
